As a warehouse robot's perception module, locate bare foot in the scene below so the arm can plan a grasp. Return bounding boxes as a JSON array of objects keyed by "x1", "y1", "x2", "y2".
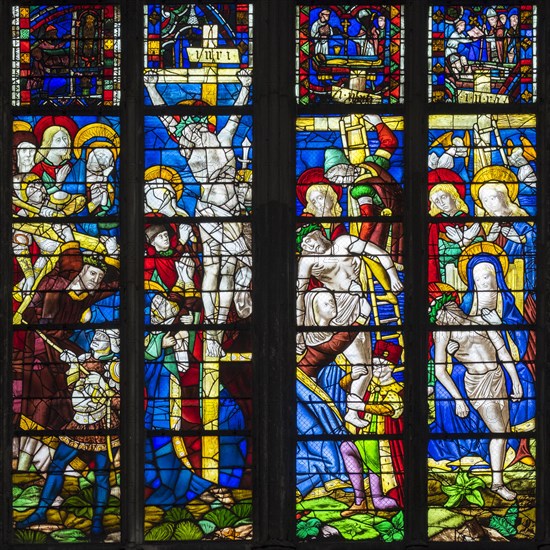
[
  {"x1": 344, "y1": 410, "x2": 370, "y2": 429},
  {"x1": 491, "y1": 484, "x2": 516, "y2": 501}
]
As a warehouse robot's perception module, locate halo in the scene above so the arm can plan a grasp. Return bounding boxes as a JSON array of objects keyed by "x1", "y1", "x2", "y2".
[
  {"x1": 457, "y1": 242, "x2": 508, "y2": 284},
  {"x1": 34, "y1": 116, "x2": 79, "y2": 144},
  {"x1": 73, "y1": 123, "x2": 121, "y2": 161},
  {"x1": 144, "y1": 165, "x2": 183, "y2": 201},
  {"x1": 471, "y1": 165, "x2": 518, "y2": 208},
  {"x1": 13, "y1": 120, "x2": 32, "y2": 134}
]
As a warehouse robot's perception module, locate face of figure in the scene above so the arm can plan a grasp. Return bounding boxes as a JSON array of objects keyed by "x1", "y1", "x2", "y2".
[
  {"x1": 90, "y1": 331, "x2": 111, "y2": 356},
  {"x1": 87, "y1": 147, "x2": 114, "y2": 176},
  {"x1": 488, "y1": 15, "x2": 498, "y2": 26},
  {"x1": 456, "y1": 21, "x2": 466, "y2": 33},
  {"x1": 51, "y1": 130, "x2": 70, "y2": 157},
  {"x1": 378, "y1": 16, "x2": 386, "y2": 29},
  {"x1": 313, "y1": 291, "x2": 337, "y2": 323},
  {"x1": 510, "y1": 14, "x2": 518, "y2": 27},
  {"x1": 79, "y1": 264, "x2": 106, "y2": 291},
  {"x1": 430, "y1": 190, "x2": 457, "y2": 214},
  {"x1": 319, "y1": 10, "x2": 330, "y2": 23},
  {"x1": 26, "y1": 182, "x2": 46, "y2": 205},
  {"x1": 17, "y1": 142, "x2": 37, "y2": 172},
  {"x1": 473, "y1": 262, "x2": 497, "y2": 292},
  {"x1": 479, "y1": 186, "x2": 507, "y2": 216},
  {"x1": 301, "y1": 230, "x2": 329, "y2": 254},
  {"x1": 435, "y1": 300, "x2": 468, "y2": 326},
  {"x1": 151, "y1": 230, "x2": 171, "y2": 252},
  {"x1": 309, "y1": 188, "x2": 335, "y2": 216},
  {"x1": 372, "y1": 356, "x2": 392, "y2": 379}
]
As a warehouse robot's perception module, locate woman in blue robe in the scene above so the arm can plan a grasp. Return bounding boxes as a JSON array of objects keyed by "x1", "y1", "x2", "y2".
[{"x1": 428, "y1": 257, "x2": 535, "y2": 488}]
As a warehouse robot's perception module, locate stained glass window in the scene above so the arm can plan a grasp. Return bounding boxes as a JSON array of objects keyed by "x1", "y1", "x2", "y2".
[
  {"x1": 296, "y1": 5, "x2": 404, "y2": 104},
  {"x1": 143, "y1": 3, "x2": 253, "y2": 541},
  {"x1": 12, "y1": 115, "x2": 122, "y2": 541},
  {"x1": 4, "y1": 0, "x2": 548, "y2": 547},
  {"x1": 427, "y1": 113, "x2": 537, "y2": 542},
  {"x1": 429, "y1": 5, "x2": 537, "y2": 103},
  {"x1": 295, "y1": 6, "x2": 406, "y2": 540},
  {"x1": 12, "y1": 5, "x2": 121, "y2": 106}
]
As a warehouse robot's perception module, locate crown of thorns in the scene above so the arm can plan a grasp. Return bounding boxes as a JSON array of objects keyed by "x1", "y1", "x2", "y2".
[
  {"x1": 428, "y1": 293, "x2": 456, "y2": 323},
  {"x1": 82, "y1": 254, "x2": 108, "y2": 272},
  {"x1": 296, "y1": 224, "x2": 323, "y2": 252}
]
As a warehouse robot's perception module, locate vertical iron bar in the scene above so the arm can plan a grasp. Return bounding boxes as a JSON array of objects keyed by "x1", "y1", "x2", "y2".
[
  {"x1": 404, "y1": 0, "x2": 429, "y2": 546},
  {"x1": 120, "y1": 0, "x2": 145, "y2": 545},
  {"x1": 253, "y1": 0, "x2": 296, "y2": 546}
]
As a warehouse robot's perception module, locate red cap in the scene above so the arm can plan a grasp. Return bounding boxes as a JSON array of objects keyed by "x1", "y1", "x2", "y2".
[{"x1": 373, "y1": 340, "x2": 403, "y2": 365}]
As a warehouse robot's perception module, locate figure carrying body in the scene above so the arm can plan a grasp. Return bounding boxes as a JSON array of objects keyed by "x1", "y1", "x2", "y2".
[{"x1": 296, "y1": 224, "x2": 402, "y2": 428}]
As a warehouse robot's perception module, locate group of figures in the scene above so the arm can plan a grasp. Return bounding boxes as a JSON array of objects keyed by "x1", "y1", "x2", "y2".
[
  {"x1": 295, "y1": 113, "x2": 406, "y2": 540},
  {"x1": 13, "y1": 5, "x2": 121, "y2": 106},
  {"x1": 297, "y1": 5, "x2": 404, "y2": 105},
  {"x1": 12, "y1": 114, "x2": 122, "y2": 541},
  {"x1": 427, "y1": 113, "x2": 536, "y2": 540},
  {"x1": 430, "y1": 5, "x2": 536, "y2": 103},
  {"x1": 12, "y1": 3, "x2": 255, "y2": 543}
]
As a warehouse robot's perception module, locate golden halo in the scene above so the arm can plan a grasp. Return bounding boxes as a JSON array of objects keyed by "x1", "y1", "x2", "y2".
[
  {"x1": 471, "y1": 165, "x2": 518, "y2": 208},
  {"x1": 109, "y1": 361, "x2": 120, "y2": 384},
  {"x1": 144, "y1": 165, "x2": 183, "y2": 201},
  {"x1": 13, "y1": 120, "x2": 33, "y2": 134},
  {"x1": 457, "y1": 242, "x2": 508, "y2": 284},
  {"x1": 73, "y1": 123, "x2": 120, "y2": 161}
]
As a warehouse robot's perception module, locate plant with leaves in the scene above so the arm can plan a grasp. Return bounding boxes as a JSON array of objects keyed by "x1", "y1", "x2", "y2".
[
  {"x1": 375, "y1": 510, "x2": 404, "y2": 542},
  {"x1": 489, "y1": 503, "x2": 519, "y2": 538},
  {"x1": 442, "y1": 472, "x2": 486, "y2": 508},
  {"x1": 296, "y1": 517, "x2": 322, "y2": 540}
]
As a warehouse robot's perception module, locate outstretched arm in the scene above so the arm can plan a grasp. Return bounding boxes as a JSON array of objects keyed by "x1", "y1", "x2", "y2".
[
  {"x1": 218, "y1": 69, "x2": 252, "y2": 146},
  {"x1": 144, "y1": 71, "x2": 180, "y2": 139}
]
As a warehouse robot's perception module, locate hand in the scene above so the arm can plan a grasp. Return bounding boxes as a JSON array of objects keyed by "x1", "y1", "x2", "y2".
[
  {"x1": 179, "y1": 313, "x2": 194, "y2": 324},
  {"x1": 90, "y1": 183, "x2": 109, "y2": 206},
  {"x1": 175, "y1": 254, "x2": 195, "y2": 285},
  {"x1": 446, "y1": 340, "x2": 459, "y2": 356},
  {"x1": 39, "y1": 206, "x2": 57, "y2": 217},
  {"x1": 325, "y1": 164, "x2": 356, "y2": 185},
  {"x1": 60, "y1": 350, "x2": 78, "y2": 364},
  {"x1": 237, "y1": 68, "x2": 252, "y2": 88},
  {"x1": 178, "y1": 224, "x2": 192, "y2": 244},
  {"x1": 481, "y1": 308, "x2": 502, "y2": 325},
  {"x1": 463, "y1": 223, "x2": 481, "y2": 242},
  {"x1": 511, "y1": 380, "x2": 523, "y2": 401},
  {"x1": 486, "y1": 222, "x2": 501, "y2": 242},
  {"x1": 101, "y1": 236, "x2": 119, "y2": 255},
  {"x1": 21, "y1": 276, "x2": 35, "y2": 293},
  {"x1": 390, "y1": 273, "x2": 403, "y2": 293},
  {"x1": 56, "y1": 164, "x2": 71, "y2": 183},
  {"x1": 162, "y1": 333, "x2": 177, "y2": 348},
  {"x1": 144, "y1": 70, "x2": 159, "y2": 88},
  {"x1": 296, "y1": 333, "x2": 306, "y2": 355},
  {"x1": 500, "y1": 225, "x2": 524, "y2": 244},
  {"x1": 445, "y1": 226, "x2": 463, "y2": 243},
  {"x1": 455, "y1": 399, "x2": 469, "y2": 418},
  {"x1": 364, "y1": 114, "x2": 382, "y2": 127},
  {"x1": 351, "y1": 365, "x2": 369, "y2": 380}
]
